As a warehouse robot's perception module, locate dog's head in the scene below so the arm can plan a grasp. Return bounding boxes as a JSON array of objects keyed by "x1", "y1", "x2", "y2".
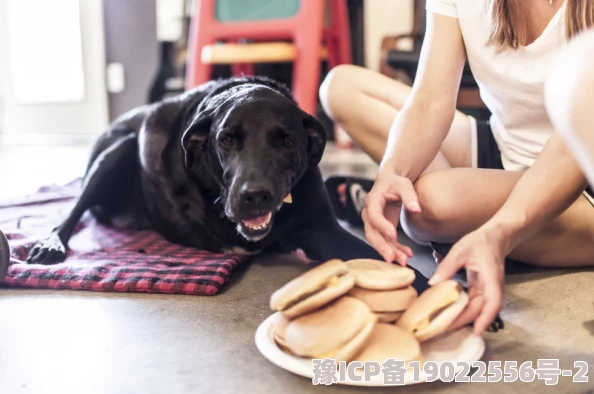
[{"x1": 181, "y1": 84, "x2": 326, "y2": 242}]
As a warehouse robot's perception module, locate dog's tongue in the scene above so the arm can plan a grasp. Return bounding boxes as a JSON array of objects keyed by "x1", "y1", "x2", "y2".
[{"x1": 242, "y1": 212, "x2": 272, "y2": 227}]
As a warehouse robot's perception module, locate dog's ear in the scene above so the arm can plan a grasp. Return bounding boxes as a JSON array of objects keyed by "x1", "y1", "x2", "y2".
[
  {"x1": 181, "y1": 111, "x2": 212, "y2": 169},
  {"x1": 302, "y1": 111, "x2": 327, "y2": 167}
]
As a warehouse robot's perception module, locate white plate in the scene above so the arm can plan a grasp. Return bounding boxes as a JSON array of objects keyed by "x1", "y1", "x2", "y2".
[{"x1": 255, "y1": 313, "x2": 486, "y2": 387}]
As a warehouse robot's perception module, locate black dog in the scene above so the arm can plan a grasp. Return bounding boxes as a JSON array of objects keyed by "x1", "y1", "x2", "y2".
[{"x1": 26, "y1": 77, "x2": 411, "y2": 271}]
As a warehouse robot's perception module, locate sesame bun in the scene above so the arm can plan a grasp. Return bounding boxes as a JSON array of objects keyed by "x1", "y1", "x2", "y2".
[
  {"x1": 348, "y1": 286, "x2": 418, "y2": 313},
  {"x1": 345, "y1": 259, "x2": 415, "y2": 290},
  {"x1": 375, "y1": 311, "x2": 404, "y2": 323},
  {"x1": 270, "y1": 259, "x2": 355, "y2": 318},
  {"x1": 283, "y1": 297, "x2": 376, "y2": 362},
  {"x1": 351, "y1": 323, "x2": 422, "y2": 366},
  {"x1": 397, "y1": 280, "x2": 469, "y2": 342}
]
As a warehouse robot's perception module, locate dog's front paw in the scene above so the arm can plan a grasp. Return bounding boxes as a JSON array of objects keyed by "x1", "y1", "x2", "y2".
[{"x1": 27, "y1": 234, "x2": 66, "y2": 265}]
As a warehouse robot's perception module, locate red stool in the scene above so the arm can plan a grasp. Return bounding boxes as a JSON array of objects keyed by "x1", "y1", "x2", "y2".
[
  {"x1": 185, "y1": 0, "x2": 352, "y2": 119},
  {"x1": 324, "y1": 0, "x2": 352, "y2": 69}
]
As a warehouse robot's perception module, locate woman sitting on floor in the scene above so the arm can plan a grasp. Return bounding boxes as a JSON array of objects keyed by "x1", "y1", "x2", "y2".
[{"x1": 319, "y1": 0, "x2": 594, "y2": 335}]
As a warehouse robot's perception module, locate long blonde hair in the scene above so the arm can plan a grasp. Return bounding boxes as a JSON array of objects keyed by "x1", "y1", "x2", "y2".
[{"x1": 488, "y1": 0, "x2": 594, "y2": 48}]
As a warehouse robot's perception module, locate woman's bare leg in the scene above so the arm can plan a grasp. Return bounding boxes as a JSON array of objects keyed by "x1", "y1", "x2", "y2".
[
  {"x1": 318, "y1": 59, "x2": 594, "y2": 268},
  {"x1": 319, "y1": 64, "x2": 474, "y2": 171},
  {"x1": 404, "y1": 169, "x2": 594, "y2": 267}
]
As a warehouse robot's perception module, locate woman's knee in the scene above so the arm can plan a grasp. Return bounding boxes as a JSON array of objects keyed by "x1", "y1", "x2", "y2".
[
  {"x1": 401, "y1": 172, "x2": 458, "y2": 244},
  {"x1": 319, "y1": 64, "x2": 365, "y2": 121}
]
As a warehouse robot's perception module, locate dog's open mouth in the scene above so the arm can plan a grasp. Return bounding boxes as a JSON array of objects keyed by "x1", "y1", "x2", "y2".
[
  {"x1": 237, "y1": 212, "x2": 274, "y2": 241},
  {"x1": 234, "y1": 194, "x2": 291, "y2": 241},
  {"x1": 240, "y1": 212, "x2": 273, "y2": 231}
]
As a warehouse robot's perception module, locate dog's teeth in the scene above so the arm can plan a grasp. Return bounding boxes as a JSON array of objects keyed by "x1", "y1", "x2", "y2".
[{"x1": 241, "y1": 212, "x2": 272, "y2": 231}]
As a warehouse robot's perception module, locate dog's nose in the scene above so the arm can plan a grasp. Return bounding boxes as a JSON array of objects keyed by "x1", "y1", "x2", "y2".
[{"x1": 240, "y1": 183, "x2": 273, "y2": 210}]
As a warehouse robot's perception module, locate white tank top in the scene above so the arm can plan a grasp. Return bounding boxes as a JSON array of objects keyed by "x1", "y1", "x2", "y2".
[{"x1": 427, "y1": 0, "x2": 567, "y2": 171}]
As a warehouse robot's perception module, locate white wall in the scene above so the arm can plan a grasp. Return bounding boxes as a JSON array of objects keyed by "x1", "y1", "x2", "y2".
[
  {"x1": 156, "y1": 0, "x2": 186, "y2": 42},
  {"x1": 0, "y1": 0, "x2": 109, "y2": 145},
  {"x1": 364, "y1": 0, "x2": 414, "y2": 71}
]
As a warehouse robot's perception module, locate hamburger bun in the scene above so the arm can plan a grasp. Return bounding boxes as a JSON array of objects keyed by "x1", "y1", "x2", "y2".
[
  {"x1": 348, "y1": 286, "x2": 418, "y2": 313},
  {"x1": 270, "y1": 259, "x2": 355, "y2": 318},
  {"x1": 283, "y1": 296, "x2": 376, "y2": 362},
  {"x1": 375, "y1": 311, "x2": 404, "y2": 323},
  {"x1": 397, "y1": 280, "x2": 469, "y2": 342},
  {"x1": 345, "y1": 259, "x2": 415, "y2": 290},
  {"x1": 271, "y1": 313, "x2": 292, "y2": 353},
  {"x1": 351, "y1": 323, "x2": 422, "y2": 366}
]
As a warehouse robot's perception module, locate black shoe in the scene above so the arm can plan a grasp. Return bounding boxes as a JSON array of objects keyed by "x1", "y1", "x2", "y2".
[{"x1": 324, "y1": 176, "x2": 373, "y2": 227}]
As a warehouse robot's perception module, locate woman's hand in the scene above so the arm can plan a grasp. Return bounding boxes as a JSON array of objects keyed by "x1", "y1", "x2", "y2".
[
  {"x1": 429, "y1": 228, "x2": 506, "y2": 336},
  {"x1": 361, "y1": 169, "x2": 422, "y2": 265}
]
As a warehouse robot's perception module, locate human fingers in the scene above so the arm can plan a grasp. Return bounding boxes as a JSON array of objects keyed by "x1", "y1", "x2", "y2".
[
  {"x1": 388, "y1": 242, "x2": 410, "y2": 266},
  {"x1": 395, "y1": 242, "x2": 413, "y2": 258},
  {"x1": 364, "y1": 192, "x2": 398, "y2": 242},
  {"x1": 448, "y1": 276, "x2": 483, "y2": 332},
  {"x1": 394, "y1": 178, "x2": 422, "y2": 213},
  {"x1": 428, "y1": 248, "x2": 466, "y2": 285},
  {"x1": 363, "y1": 209, "x2": 395, "y2": 263},
  {"x1": 449, "y1": 294, "x2": 483, "y2": 332},
  {"x1": 472, "y1": 270, "x2": 503, "y2": 335},
  {"x1": 383, "y1": 201, "x2": 402, "y2": 233}
]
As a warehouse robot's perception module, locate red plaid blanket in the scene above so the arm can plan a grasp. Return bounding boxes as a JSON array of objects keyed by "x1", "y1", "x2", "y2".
[{"x1": 0, "y1": 180, "x2": 251, "y2": 295}]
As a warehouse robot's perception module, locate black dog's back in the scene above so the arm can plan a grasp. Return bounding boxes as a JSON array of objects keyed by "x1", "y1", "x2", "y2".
[
  {"x1": 84, "y1": 108, "x2": 147, "y2": 230},
  {"x1": 81, "y1": 81, "x2": 218, "y2": 230},
  {"x1": 82, "y1": 101, "x2": 170, "y2": 230}
]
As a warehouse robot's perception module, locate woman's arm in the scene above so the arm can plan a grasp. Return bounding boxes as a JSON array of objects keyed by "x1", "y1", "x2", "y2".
[
  {"x1": 546, "y1": 28, "x2": 594, "y2": 188},
  {"x1": 361, "y1": 12, "x2": 468, "y2": 264},
  {"x1": 430, "y1": 134, "x2": 587, "y2": 334},
  {"x1": 478, "y1": 134, "x2": 588, "y2": 255},
  {"x1": 381, "y1": 12, "x2": 467, "y2": 180}
]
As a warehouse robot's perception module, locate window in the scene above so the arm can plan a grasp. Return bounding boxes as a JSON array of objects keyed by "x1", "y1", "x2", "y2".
[{"x1": 6, "y1": 0, "x2": 85, "y2": 103}]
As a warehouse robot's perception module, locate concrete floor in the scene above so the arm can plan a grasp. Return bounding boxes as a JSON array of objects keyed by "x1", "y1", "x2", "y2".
[{"x1": 0, "y1": 144, "x2": 593, "y2": 394}]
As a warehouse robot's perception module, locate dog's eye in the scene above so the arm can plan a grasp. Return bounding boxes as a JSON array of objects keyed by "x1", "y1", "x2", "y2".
[
  {"x1": 283, "y1": 138, "x2": 294, "y2": 148},
  {"x1": 220, "y1": 136, "x2": 233, "y2": 147}
]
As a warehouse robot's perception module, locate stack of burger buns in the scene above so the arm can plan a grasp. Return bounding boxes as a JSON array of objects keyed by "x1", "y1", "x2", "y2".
[
  {"x1": 269, "y1": 259, "x2": 469, "y2": 366},
  {"x1": 346, "y1": 259, "x2": 418, "y2": 323}
]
